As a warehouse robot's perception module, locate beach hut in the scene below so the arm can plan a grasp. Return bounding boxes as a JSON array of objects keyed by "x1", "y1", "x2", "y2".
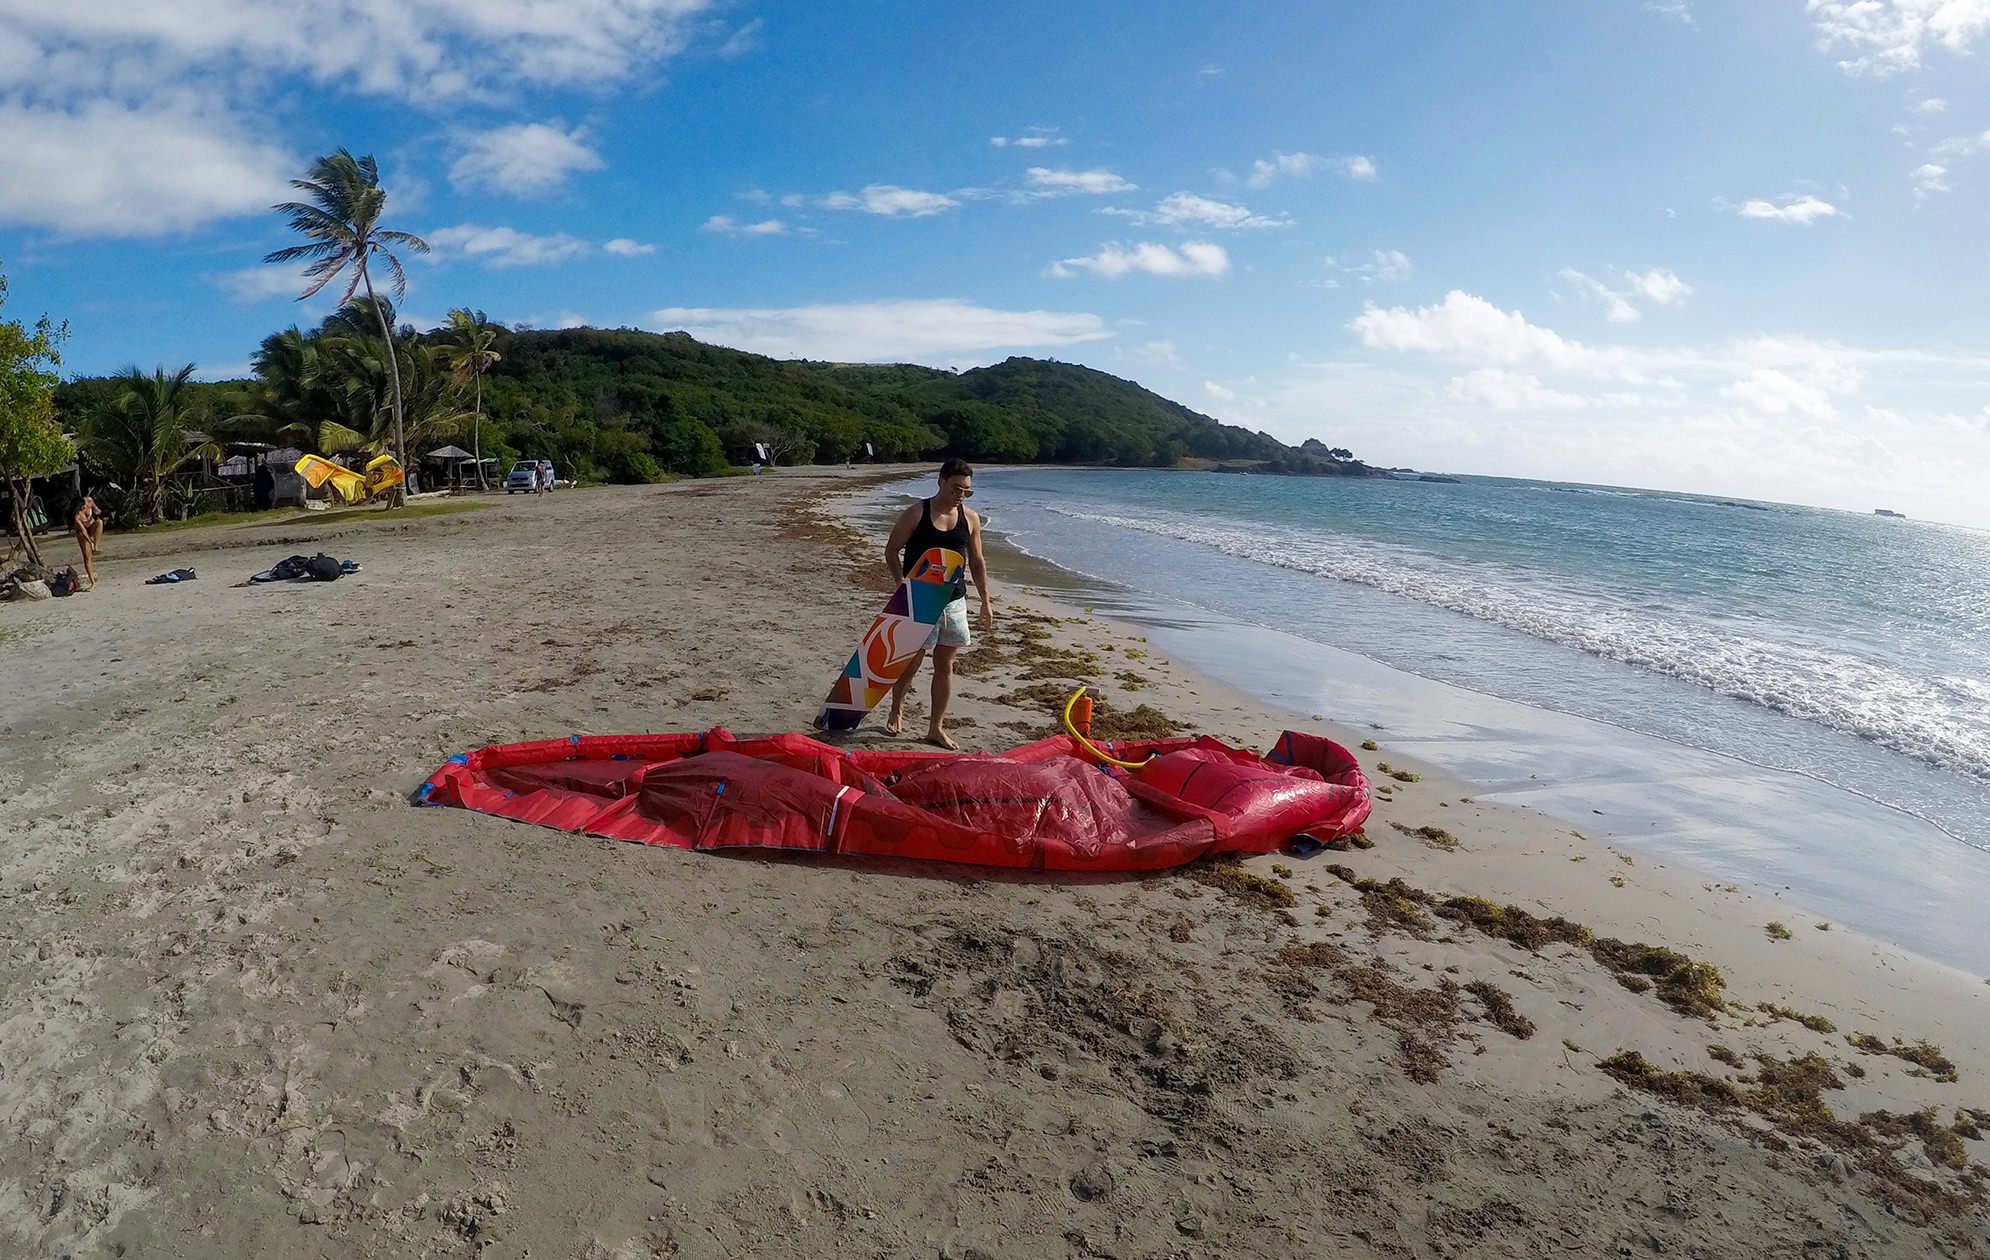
[{"x1": 426, "y1": 445, "x2": 488, "y2": 490}]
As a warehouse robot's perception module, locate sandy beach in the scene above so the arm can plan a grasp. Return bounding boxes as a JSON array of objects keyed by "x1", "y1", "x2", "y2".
[{"x1": 3, "y1": 469, "x2": 1987, "y2": 1259}]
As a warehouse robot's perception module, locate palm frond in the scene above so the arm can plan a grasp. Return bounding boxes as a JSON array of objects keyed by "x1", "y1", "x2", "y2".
[{"x1": 377, "y1": 229, "x2": 431, "y2": 254}]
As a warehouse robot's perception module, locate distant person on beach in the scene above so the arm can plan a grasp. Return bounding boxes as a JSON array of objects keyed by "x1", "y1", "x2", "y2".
[
  {"x1": 883, "y1": 458, "x2": 993, "y2": 749},
  {"x1": 71, "y1": 494, "x2": 103, "y2": 590}
]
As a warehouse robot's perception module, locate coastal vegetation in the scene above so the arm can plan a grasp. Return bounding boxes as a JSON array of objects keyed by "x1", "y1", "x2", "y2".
[
  {"x1": 0, "y1": 260, "x2": 70, "y2": 566},
  {"x1": 8, "y1": 149, "x2": 1377, "y2": 533}
]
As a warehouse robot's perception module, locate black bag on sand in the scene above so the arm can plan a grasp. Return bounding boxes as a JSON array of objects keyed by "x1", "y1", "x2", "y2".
[
  {"x1": 253, "y1": 555, "x2": 312, "y2": 583},
  {"x1": 304, "y1": 554, "x2": 343, "y2": 582}
]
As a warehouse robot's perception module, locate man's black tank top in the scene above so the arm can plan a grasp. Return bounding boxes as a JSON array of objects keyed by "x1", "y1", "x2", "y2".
[{"x1": 902, "y1": 497, "x2": 970, "y2": 602}]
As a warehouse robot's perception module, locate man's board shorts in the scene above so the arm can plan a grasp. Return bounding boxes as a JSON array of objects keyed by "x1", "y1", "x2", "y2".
[{"x1": 922, "y1": 598, "x2": 972, "y2": 651}]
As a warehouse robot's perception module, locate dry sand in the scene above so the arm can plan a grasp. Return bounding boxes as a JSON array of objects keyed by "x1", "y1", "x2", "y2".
[{"x1": 2, "y1": 469, "x2": 1987, "y2": 1259}]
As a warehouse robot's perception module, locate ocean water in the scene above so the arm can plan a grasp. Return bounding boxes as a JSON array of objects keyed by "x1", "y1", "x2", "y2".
[{"x1": 865, "y1": 468, "x2": 1990, "y2": 966}]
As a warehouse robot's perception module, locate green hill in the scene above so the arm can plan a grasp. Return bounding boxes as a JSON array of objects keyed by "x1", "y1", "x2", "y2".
[{"x1": 471, "y1": 327, "x2": 1380, "y2": 480}]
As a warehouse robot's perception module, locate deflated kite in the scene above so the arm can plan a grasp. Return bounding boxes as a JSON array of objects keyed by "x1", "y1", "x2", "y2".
[{"x1": 418, "y1": 727, "x2": 1372, "y2": 872}]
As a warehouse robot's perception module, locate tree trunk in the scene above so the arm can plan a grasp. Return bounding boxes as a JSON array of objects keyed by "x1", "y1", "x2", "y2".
[
  {"x1": 360, "y1": 262, "x2": 409, "y2": 507},
  {"x1": 5, "y1": 475, "x2": 43, "y2": 568},
  {"x1": 473, "y1": 370, "x2": 486, "y2": 490}
]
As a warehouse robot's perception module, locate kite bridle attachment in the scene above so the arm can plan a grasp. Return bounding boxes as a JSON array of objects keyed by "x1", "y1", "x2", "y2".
[{"x1": 1062, "y1": 686, "x2": 1156, "y2": 770}]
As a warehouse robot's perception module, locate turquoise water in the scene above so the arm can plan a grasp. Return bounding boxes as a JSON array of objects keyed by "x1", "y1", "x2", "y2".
[{"x1": 944, "y1": 468, "x2": 1990, "y2": 856}]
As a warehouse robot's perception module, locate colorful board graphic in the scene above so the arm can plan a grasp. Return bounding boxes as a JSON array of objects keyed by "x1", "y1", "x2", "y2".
[{"x1": 815, "y1": 546, "x2": 966, "y2": 731}]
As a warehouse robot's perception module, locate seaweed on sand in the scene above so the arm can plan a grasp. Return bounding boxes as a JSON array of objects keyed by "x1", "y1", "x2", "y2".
[
  {"x1": 1435, "y1": 896, "x2": 1592, "y2": 951},
  {"x1": 1588, "y1": 939, "x2": 1728, "y2": 1020},
  {"x1": 1601, "y1": 1049, "x2": 1986, "y2": 1221},
  {"x1": 1389, "y1": 821, "x2": 1457, "y2": 850},
  {"x1": 1844, "y1": 1033, "x2": 1959, "y2": 1083},
  {"x1": 1756, "y1": 1001, "x2": 1836, "y2": 1034},
  {"x1": 1184, "y1": 856, "x2": 1295, "y2": 910}
]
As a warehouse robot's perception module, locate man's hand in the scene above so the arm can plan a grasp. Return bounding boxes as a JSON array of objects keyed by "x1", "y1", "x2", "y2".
[{"x1": 977, "y1": 603, "x2": 994, "y2": 632}]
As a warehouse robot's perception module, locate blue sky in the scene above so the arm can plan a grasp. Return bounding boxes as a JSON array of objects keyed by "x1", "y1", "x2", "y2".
[{"x1": 4, "y1": 1, "x2": 1990, "y2": 525}]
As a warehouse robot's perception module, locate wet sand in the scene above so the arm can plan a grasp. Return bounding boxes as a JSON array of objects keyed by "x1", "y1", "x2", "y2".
[{"x1": 1, "y1": 470, "x2": 1985, "y2": 1258}]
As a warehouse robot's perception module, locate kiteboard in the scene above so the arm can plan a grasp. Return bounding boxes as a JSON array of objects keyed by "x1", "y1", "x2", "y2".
[{"x1": 814, "y1": 545, "x2": 965, "y2": 731}]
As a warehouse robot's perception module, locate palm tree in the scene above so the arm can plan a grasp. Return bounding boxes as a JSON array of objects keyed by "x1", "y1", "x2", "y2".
[
  {"x1": 264, "y1": 150, "x2": 428, "y2": 500},
  {"x1": 439, "y1": 309, "x2": 500, "y2": 488},
  {"x1": 83, "y1": 365, "x2": 220, "y2": 524},
  {"x1": 318, "y1": 301, "x2": 472, "y2": 458},
  {"x1": 228, "y1": 327, "x2": 368, "y2": 456}
]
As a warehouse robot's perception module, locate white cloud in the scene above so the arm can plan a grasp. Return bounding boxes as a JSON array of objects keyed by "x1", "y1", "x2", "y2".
[
  {"x1": 1050, "y1": 241, "x2": 1230, "y2": 279},
  {"x1": 1254, "y1": 307, "x2": 1990, "y2": 529},
  {"x1": 701, "y1": 215, "x2": 786, "y2": 236},
  {"x1": 1913, "y1": 162, "x2": 1952, "y2": 197},
  {"x1": 1324, "y1": 248, "x2": 1414, "y2": 285},
  {"x1": 1722, "y1": 367, "x2": 1843, "y2": 418},
  {"x1": 821, "y1": 185, "x2": 960, "y2": 216},
  {"x1": 212, "y1": 263, "x2": 315, "y2": 303},
  {"x1": 645, "y1": 298, "x2": 1113, "y2": 363},
  {"x1": 1352, "y1": 291, "x2": 1607, "y2": 375},
  {"x1": 1931, "y1": 129, "x2": 1990, "y2": 159},
  {"x1": 1025, "y1": 167, "x2": 1135, "y2": 195},
  {"x1": 1449, "y1": 369, "x2": 1588, "y2": 411},
  {"x1": 1560, "y1": 266, "x2": 1693, "y2": 322},
  {"x1": 1808, "y1": 0, "x2": 1990, "y2": 76},
  {"x1": 0, "y1": 96, "x2": 290, "y2": 235},
  {"x1": 1559, "y1": 269, "x2": 1641, "y2": 322},
  {"x1": 1102, "y1": 192, "x2": 1290, "y2": 230},
  {"x1": 427, "y1": 223, "x2": 591, "y2": 267},
  {"x1": 449, "y1": 122, "x2": 604, "y2": 197},
  {"x1": 604, "y1": 237, "x2": 657, "y2": 255},
  {"x1": 0, "y1": 0, "x2": 721, "y2": 103},
  {"x1": 0, "y1": 2, "x2": 714, "y2": 235},
  {"x1": 713, "y1": 17, "x2": 762, "y2": 59},
  {"x1": 1204, "y1": 381, "x2": 1236, "y2": 402},
  {"x1": 1915, "y1": 96, "x2": 1948, "y2": 113},
  {"x1": 1246, "y1": 151, "x2": 1376, "y2": 189},
  {"x1": 1625, "y1": 268, "x2": 1691, "y2": 306},
  {"x1": 1645, "y1": 0, "x2": 1694, "y2": 24},
  {"x1": 1738, "y1": 195, "x2": 1839, "y2": 223},
  {"x1": 991, "y1": 131, "x2": 1065, "y2": 148}
]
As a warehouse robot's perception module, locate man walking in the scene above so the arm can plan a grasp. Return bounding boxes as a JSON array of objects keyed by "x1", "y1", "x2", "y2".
[{"x1": 883, "y1": 459, "x2": 993, "y2": 749}]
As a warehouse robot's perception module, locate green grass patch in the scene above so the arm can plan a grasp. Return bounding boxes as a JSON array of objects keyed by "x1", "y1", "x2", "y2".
[{"x1": 130, "y1": 499, "x2": 486, "y2": 536}]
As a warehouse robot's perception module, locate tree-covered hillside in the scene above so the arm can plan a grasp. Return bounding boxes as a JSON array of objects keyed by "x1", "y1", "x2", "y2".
[
  {"x1": 47, "y1": 322, "x2": 1380, "y2": 496},
  {"x1": 464, "y1": 326, "x2": 1379, "y2": 480}
]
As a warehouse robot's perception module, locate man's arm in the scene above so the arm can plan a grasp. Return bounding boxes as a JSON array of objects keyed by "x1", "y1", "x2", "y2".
[
  {"x1": 883, "y1": 504, "x2": 920, "y2": 585},
  {"x1": 966, "y1": 509, "x2": 993, "y2": 626}
]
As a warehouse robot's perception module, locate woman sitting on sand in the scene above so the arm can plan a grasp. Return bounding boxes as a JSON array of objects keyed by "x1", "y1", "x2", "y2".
[{"x1": 71, "y1": 494, "x2": 103, "y2": 590}]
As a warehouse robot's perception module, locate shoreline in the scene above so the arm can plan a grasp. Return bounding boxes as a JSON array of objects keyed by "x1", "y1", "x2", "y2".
[
  {"x1": 844, "y1": 468, "x2": 1990, "y2": 977},
  {"x1": 1, "y1": 472, "x2": 1985, "y2": 1257}
]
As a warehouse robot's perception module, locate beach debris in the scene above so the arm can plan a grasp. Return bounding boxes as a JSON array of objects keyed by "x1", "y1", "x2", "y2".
[
  {"x1": 1709, "y1": 1044, "x2": 1745, "y2": 1068},
  {"x1": 1757, "y1": 1002, "x2": 1836, "y2": 1034},
  {"x1": 1464, "y1": 980, "x2": 1536, "y2": 1039},
  {"x1": 1376, "y1": 762, "x2": 1421, "y2": 782},
  {"x1": 1388, "y1": 821, "x2": 1457, "y2": 850},
  {"x1": 1844, "y1": 1034, "x2": 1959, "y2": 1083},
  {"x1": 1588, "y1": 939, "x2": 1727, "y2": 1020},
  {"x1": 1599, "y1": 1050, "x2": 1985, "y2": 1220},
  {"x1": 1360, "y1": 739, "x2": 1379, "y2": 751},
  {"x1": 1185, "y1": 856, "x2": 1296, "y2": 909},
  {"x1": 1765, "y1": 921, "x2": 1793, "y2": 941},
  {"x1": 1609, "y1": 876, "x2": 1627, "y2": 888}
]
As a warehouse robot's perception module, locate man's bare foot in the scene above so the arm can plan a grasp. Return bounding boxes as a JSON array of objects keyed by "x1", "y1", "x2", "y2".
[
  {"x1": 883, "y1": 707, "x2": 905, "y2": 735},
  {"x1": 923, "y1": 727, "x2": 959, "y2": 751}
]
